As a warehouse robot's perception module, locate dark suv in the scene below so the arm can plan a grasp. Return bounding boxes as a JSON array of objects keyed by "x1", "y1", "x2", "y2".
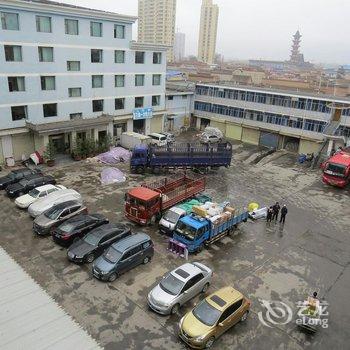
[
  {"x1": 52, "y1": 213, "x2": 109, "y2": 247},
  {"x1": 6, "y1": 174, "x2": 56, "y2": 198},
  {"x1": 92, "y1": 233, "x2": 154, "y2": 282},
  {"x1": 0, "y1": 168, "x2": 41, "y2": 190},
  {"x1": 67, "y1": 223, "x2": 131, "y2": 264}
]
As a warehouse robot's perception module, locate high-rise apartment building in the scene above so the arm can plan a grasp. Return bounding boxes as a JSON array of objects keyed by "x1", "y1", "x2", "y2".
[
  {"x1": 138, "y1": 0, "x2": 176, "y2": 62},
  {"x1": 197, "y1": 0, "x2": 219, "y2": 65},
  {"x1": 174, "y1": 32, "x2": 185, "y2": 62}
]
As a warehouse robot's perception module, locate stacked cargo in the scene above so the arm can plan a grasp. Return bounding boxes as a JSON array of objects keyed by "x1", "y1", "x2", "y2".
[{"x1": 192, "y1": 202, "x2": 236, "y2": 225}]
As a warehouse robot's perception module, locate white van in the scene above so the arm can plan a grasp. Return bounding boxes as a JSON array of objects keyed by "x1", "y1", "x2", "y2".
[
  {"x1": 28, "y1": 189, "x2": 82, "y2": 218},
  {"x1": 148, "y1": 133, "x2": 167, "y2": 147}
]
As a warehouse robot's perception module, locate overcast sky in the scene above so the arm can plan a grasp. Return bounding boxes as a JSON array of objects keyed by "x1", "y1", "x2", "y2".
[{"x1": 61, "y1": 0, "x2": 349, "y2": 64}]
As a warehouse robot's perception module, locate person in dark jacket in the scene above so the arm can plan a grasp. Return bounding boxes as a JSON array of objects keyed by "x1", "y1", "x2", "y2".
[
  {"x1": 272, "y1": 202, "x2": 280, "y2": 222},
  {"x1": 266, "y1": 206, "x2": 273, "y2": 223},
  {"x1": 280, "y1": 205, "x2": 288, "y2": 224}
]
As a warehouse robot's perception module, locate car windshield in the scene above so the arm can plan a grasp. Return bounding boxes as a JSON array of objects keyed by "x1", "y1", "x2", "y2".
[
  {"x1": 28, "y1": 188, "x2": 40, "y2": 198},
  {"x1": 44, "y1": 206, "x2": 62, "y2": 220},
  {"x1": 176, "y1": 222, "x2": 197, "y2": 241},
  {"x1": 325, "y1": 163, "x2": 346, "y2": 177},
  {"x1": 163, "y1": 210, "x2": 180, "y2": 224},
  {"x1": 159, "y1": 273, "x2": 185, "y2": 296},
  {"x1": 83, "y1": 233, "x2": 99, "y2": 246},
  {"x1": 59, "y1": 222, "x2": 76, "y2": 233},
  {"x1": 193, "y1": 300, "x2": 221, "y2": 326},
  {"x1": 103, "y1": 246, "x2": 122, "y2": 263},
  {"x1": 19, "y1": 179, "x2": 29, "y2": 186}
]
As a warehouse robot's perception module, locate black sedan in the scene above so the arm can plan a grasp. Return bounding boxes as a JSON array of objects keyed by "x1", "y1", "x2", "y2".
[
  {"x1": 0, "y1": 168, "x2": 41, "y2": 190},
  {"x1": 52, "y1": 213, "x2": 109, "y2": 247},
  {"x1": 6, "y1": 174, "x2": 56, "y2": 198},
  {"x1": 67, "y1": 223, "x2": 131, "y2": 263}
]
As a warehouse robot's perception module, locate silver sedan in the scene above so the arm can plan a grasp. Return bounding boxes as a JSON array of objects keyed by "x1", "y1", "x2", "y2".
[{"x1": 148, "y1": 262, "x2": 213, "y2": 315}]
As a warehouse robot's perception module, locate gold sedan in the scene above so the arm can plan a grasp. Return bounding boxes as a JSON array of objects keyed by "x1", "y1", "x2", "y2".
[{"x1": 178, "y1": 286, "x2": 251, "y2": 349}]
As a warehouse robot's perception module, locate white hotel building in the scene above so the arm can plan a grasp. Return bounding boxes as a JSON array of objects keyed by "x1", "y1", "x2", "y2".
[{"x1": 0, "y1": 0, "x2": 168, "y2": 163}]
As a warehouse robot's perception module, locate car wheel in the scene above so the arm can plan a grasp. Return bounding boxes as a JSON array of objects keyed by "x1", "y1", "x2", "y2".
[
  {"x1": 205, "y1": 337, "x2": 215, "y2": 349},
  {"x1": 171, "y1": 303, "x2": 180, "y2": 315},
  {"x1": 241, "y1": 311, "x2": 249, "y2": 322},
  {"x1": 86, "y1": 253, "x2": 95, "y2": 263},
  {"x1": 143, "y1": 256, "x2": 150, "y2": 264},
  {"x1": 196, "y1": 244, "x2": 204, "y2": 253},
  {"x1": 201, "y1": 282, "x2": 210, "y2": 293},
  {"x1": 108, "y1": 273, "x2": 117, "y2": 282}
]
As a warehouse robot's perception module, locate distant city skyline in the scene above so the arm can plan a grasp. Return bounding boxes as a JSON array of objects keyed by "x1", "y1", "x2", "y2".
[{"x1": 60, "y1": 0, "x2": 350, "y2": 64}]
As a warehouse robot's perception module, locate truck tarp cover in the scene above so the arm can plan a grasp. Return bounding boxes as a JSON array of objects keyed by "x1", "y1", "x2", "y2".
[
  {"x1": 101, "y1": 167, "x2": 126, "y2": 185},
  {"x1": 97, "y1": 147, "x2": 131, "y2": 164}
]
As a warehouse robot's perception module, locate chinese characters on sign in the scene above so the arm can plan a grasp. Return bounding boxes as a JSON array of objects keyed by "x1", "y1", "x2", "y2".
[{"x1": 133, "y1": 108, "x2": 153, "y2": 120}]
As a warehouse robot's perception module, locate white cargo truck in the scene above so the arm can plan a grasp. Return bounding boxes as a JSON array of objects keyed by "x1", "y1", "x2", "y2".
[{"x1": 119, "y1": 132, "x2": 152, "y2": 149}]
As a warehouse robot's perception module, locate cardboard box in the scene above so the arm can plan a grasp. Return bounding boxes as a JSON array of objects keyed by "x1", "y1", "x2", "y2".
[
  {"x1": 225, "y1": 206, "x2": 236, "y2": 215},
  {"x1": 192, "y1": 206, "x2": 207, "y2": 217}
]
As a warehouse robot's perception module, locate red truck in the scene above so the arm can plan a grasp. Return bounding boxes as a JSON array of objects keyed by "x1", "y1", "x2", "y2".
[
  {"x1": 322, "y1": 150, "x2": 350, "y2": 188},
  {"x1": 125, "y1": 174, "x2": 206, "y2": 225}
]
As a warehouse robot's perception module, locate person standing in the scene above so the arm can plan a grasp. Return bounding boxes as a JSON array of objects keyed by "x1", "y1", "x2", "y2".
[
  {"x1": 280, "y1": 205, "x2": 288, "y2": 224},
  {"x1": 272, "y1": 202, "x2": 280, "y2": 222},
  {"x1": 266, "y1": 206, "x2": 273, "y2": 223}
]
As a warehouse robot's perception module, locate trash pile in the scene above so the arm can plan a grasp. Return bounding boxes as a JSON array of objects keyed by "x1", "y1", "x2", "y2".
[
  {"x1": 192, "y1": 201, "x2": 236, "y2": 225},
  {"x1": 96, "y1": 147, "x2": 131, "y2": 165},
  {"x1": 101, "y1": 167, "x2": 126, "y2": 185}
]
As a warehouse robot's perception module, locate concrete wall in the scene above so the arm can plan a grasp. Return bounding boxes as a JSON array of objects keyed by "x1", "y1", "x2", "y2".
[
  {"x1": 241, "y1": 127, "x2": 260, "y2": 145},
  {"x1": 0, "y1": 139, "x2": 4, "y2": 164},
  {"x1": 12, "y1": 133, "x2": 35, "y2": 161},
  {"x1": 299, "y1": 139, "x2": 321, "y2": 154},
  {"x1": 150, "y1": 115, "x2": 163, "y2": 133}
]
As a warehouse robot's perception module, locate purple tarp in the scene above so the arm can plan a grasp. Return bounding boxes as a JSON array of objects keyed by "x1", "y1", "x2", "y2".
[
  {"x1": 101, "y1": 167, "x2": 126, "y2": 185},
  {"x1": 96, "y1": 147, "x2": 131, "y2": 165}
]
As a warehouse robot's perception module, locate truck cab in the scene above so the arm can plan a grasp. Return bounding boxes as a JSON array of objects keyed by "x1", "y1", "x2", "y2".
[
  {"x1": 173, "y1": 215, "x2": 210, "y2": 253},
  {"x1": 125, "y1": 187, "x2": 161, "y2": 225},
  {"x1": 322, "y1": 151, "x2": 350, "y2": 187},
  {"x1": 130, "y1": 145, "x2": 148, "y2": 173},
  {"x1": 159, "y1": 207, "x2": 187, "y2": 236}
]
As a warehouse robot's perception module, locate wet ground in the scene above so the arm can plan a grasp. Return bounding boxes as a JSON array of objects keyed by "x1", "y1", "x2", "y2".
[{"x1": 0, "y1": 137, "x2": 349, "y2": 350}]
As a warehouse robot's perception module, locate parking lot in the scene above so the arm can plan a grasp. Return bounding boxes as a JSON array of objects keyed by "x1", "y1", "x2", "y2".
[{"x1": 0, "y1": 139, "x2": 349, "y2": 350}]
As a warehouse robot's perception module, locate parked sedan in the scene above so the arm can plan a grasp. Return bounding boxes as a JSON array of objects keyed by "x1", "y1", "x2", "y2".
[
  {"x1": 15, "y1": 184, "x2": 66, "y2": 209},
  {"x1": 0, "y1": 168, "x2": 41, "y2": 190},
  {"x1": 52, "y1": 213, "x2": 109, "y2": 247},
  {"x1": 67, "y1": 223, "x2": 131, "y2": 263},
  {"x1": 33, "y1": 201, "x2": 87, "y2": 236},
  {"x1": 6, "y1": 174, "x2": 56, "y2": 198},
  {"x1": 179, "y1": 287, "x2": 251, "y2": 349},
  {"x1": 148, "y1": 262, "x2": 213, "y2": 315}
]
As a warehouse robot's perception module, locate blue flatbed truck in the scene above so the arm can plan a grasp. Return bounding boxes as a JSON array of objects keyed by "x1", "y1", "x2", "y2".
[
  {"x1": 168, "y1": 210, "x2": 248, "y2": 257},
  {"x1": 130, "y1": 142, "x2": 232, "y2": 174}
]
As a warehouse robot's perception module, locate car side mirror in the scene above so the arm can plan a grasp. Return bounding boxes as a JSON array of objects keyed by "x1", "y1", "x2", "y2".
[{"x1": 218, "y1": 322, "x2": 224, "y2": 327}]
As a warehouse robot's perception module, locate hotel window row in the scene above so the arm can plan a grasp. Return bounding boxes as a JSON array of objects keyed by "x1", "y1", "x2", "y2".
[
  {"x1": 6, "y1": 74, "x2": 162, "y2": 92},
  {"x1": 10, "y1": 96, "x2": 162, "y2": 121},
  {"x1": 3, "y1": 45, "x2": 163, "y2": 65},
  {"x1": 195, "y1": 85, "x2": 350, "y2": 116},
  {"x1": 194, "y1": 101, "x2": 350, "y2": 136},
  {"x1": 1, "y1": 11, "x2": 126, "y2": 39}
]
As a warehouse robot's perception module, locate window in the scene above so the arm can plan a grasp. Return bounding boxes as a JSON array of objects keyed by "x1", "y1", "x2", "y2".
[
  {"x1": 135, "y1": 74, "x2": 145, "y2": 86},
  {"x1": 65, "y1": 19, "x2": 78, "y2": 35},
  {"x1": 4, "y1": 45, "x2": 22, "y2": 61},
  {"x1": 67, "y1": 61, "x2": 80, "y2": 71},
  {"x1": 70, "y1": 113, "x2": 82, "y2": 120},
  {"x1": 152, "y1": 95, "x2": 160, "y2": 106},
  {"x1": 92, "y1": 75, "x2": 103, "y2": 88},
  {"x1": 115, "y1": 75, "x2": 125, "y2": 87},
  {"x1": 115, "y1": 98, "x2": 125, "y2": 110},
  {"x1": 1, "y1": 12, "x2": 19, "y2": 30},
  {"x1": 43, "y1": 103, "x2": 57, "y2": 117},
  {"x1": 135, "y1": 51, "x2": 145, "y2": 64},
  {"x1": 135, "y1": 97, "x2": 144, "y2": 108},
  {"x1": 41, "y1": 76, "x2": 55, "y2": 90},
  {"x1": 68, "y1": 87, "x2": 81, "y2": 97},
  {"x1": 153, "y1": 52, "x2": 162, "y2": 64},
  {"x1": 36, "y1": 16, "x2": 51, "y2": 33},
  {"x1": 38, "y1": 47, "x2": 54, "y2": 62},
  {"x1": 152, "y1": 74, "x2": 161, "y2": 86},
  {"x1": 167, "y1": 95, "x2": 174, "y2": 101},
  {"x1": 92, "y1": 99, "x2": 104, "y2": 112},
  {"x1": 11, "y1": 106, "x2": 27, "y2": 121},
  {"x1": 90, "y1": 21, "x2": 102, "y2": 36},
  {"x1": 114, "y1": 24, "x2": 125, "y2": 39},
  {"x1": 8, "y1": 77, "x2": 25, "y2": 92},
  {"x1": 115, "y1": 50, "x2": 125, "y2": 63},
  {"x1": 91, "y1": 49, "x2": 103, "y2": 63}
]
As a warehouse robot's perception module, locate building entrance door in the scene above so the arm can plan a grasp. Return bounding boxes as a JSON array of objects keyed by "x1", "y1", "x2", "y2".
[
  {"x1": 49, "y1": 134, "x2": 66, "y2": 153},
  {"x1": 133, "y1": 119, "x2": 145, "y2": 134}
]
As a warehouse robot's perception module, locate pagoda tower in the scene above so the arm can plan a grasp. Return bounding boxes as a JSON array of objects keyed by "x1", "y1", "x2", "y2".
[{"x1": 290, "y1": 30, "x2": 304, "y2": 64}]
